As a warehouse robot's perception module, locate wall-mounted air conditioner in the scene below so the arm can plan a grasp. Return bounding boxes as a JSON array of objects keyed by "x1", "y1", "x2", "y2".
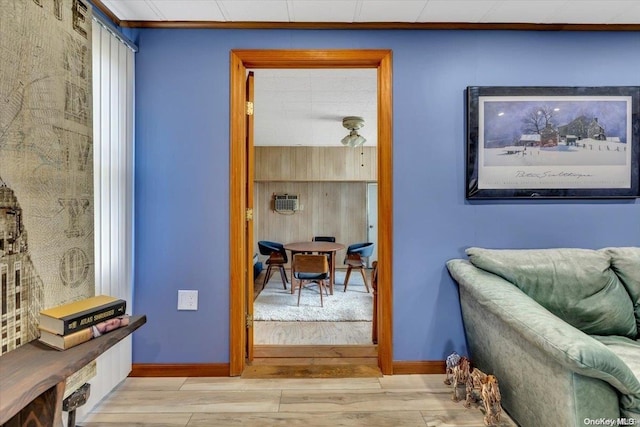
[{"x1": 273, "y1": 194, "x2": 299, "y2": 213}]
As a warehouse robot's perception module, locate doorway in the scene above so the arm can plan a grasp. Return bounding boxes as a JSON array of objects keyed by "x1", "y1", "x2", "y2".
[
  {"x1": 229, "y1": 49, "x2": 393, "y2": 376},
  {"x1": 251, "y1": 68, "x2": 377, "y2": 346}
]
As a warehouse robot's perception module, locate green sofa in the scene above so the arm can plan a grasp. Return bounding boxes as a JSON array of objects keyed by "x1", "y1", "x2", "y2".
[{"x1": 447, "y1": 247, "x2": 640, "y2": 427}]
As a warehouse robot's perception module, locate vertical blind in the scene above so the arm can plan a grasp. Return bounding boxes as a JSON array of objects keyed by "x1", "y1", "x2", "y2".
[
  {"x1": 86, "y1": 16, "x2": 135, "y2": 414},
  {"x1": 92, "y1": 17, "x2": 135, "y2": 303}
]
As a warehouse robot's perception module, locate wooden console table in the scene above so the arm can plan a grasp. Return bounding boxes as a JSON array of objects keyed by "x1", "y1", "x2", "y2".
[{"x1": 0, "y1": 314, "x2": 146, "y2": 427}]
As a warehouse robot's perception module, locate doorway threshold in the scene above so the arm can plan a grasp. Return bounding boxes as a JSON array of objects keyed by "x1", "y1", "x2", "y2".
[
  {"x1": 246, "y1": 344, "x2": 381, "y2": 378},
  {"x1": 242, "y1": 363, "x2": 382, "y2": 378}
]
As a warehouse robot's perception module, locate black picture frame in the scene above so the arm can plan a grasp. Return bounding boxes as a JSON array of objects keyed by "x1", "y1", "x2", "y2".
[{"x1": 466, "y1": 86, "x2": 640, "y2": 199}]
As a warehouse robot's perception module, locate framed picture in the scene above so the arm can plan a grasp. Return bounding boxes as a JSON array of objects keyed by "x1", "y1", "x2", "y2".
[{"x1": 466, "y1": 86, "x2": 640, "y2": 199}]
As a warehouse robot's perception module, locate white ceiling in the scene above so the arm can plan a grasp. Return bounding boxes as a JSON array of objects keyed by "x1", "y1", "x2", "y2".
[
  {"x1": 253, "y1": 69, "x2": 377, "y2": 146},
  {"x1": 98, "y1": 0, "x2": 639, "y2": 147},
  {"x1": 100, "y1": 1, "x2": 640, "y2": 25}
]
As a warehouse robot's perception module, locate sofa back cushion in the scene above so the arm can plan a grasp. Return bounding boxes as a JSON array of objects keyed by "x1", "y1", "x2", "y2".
[
  {"x1": 603, "y1": 247, "x2": 640, "y2": 336},
  {"x1": 466, "y1": 247, "x2": 637, "y2": 338}
]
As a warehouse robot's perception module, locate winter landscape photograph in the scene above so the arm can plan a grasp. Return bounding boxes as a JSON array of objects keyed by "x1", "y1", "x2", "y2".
[{"x1": 480, "y1": 98, "x2": 631, "y2": 168}]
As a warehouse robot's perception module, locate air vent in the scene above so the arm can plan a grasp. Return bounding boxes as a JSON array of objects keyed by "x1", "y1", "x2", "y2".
[{"x1": 273, "y1": 194, "x2": 299, "y2": 213}]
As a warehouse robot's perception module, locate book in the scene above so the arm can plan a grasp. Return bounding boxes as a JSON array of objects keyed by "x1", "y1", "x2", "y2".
[
  {"x1": 39, "y1": 295, "x2": 126, "y2": 335},
  {"x1": 38, "y1": 315, "x2": 131, "y2": 351}
]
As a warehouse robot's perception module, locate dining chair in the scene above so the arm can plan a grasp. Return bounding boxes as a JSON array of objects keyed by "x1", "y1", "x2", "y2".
[
  {"x1": 313, "y1": 236, "x2": 336, "y2": 242},
  {"x1": 301, "y1": 236, "x2": 336, "y2": 254},
  {"x1": 258, "y1": 240, "x2": 288, "y2": 290},
  {"x1": 292, "y1": 254, "x2": 330, "y2": 307},
  {"x1": 312, "y1": 236, "x2": 337, "y2": 287},
  {"x1": 343, "y1": 242, "x2": 374, "y2": 292}
]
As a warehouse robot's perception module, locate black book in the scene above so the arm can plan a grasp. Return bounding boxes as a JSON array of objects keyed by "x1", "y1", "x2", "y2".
[{"x1": 39, "y1": 295, "x2": 126, "y2": 335}]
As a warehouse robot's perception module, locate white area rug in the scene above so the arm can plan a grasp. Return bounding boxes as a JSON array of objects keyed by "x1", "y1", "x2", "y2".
[{"x1": 254, "y1": 271, "x2": 372, "y2": 322}]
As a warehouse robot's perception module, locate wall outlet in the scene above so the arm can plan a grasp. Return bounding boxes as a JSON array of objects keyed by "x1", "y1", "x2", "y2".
[{"x1": 177, "y1": 290, "x2": 198, "y2": 310}]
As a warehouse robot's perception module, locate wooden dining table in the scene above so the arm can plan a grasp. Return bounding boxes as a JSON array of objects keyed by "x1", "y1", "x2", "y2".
[{"x1": 284, "y1": 241, "x2": 345, "y2": 295}]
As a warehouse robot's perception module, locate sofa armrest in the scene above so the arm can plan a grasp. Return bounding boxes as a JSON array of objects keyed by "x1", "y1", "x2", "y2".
[{"x1": 447, "y1": 259, "x2": 640, "y2": 417}]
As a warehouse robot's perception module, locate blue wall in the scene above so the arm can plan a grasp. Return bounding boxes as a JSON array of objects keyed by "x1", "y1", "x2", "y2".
[{"x1": 131, "y1": 29, "x2": 640, "y2": 364}]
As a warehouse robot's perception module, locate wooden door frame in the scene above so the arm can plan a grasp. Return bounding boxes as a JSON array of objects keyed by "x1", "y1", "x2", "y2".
[{"x1": 229, "y1": 49, "x2": 393, "y2": 376}]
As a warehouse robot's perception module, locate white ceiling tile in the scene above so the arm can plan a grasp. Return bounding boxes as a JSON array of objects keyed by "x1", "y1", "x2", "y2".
[
  {"x1": 151, "y1": 1, "x2": 226, "y2": 21},
  {"x1": 219, "y1": 1, "x2": 290, "y2": 21},
  {"x1": 418, "y1": 0, "x2": 500, "y2": 22},
  {"x1": 357, "y1": 0, "x2": 428, "y2": 22},
  {"x1": 291, "y1": 0, "x2": 359, "y2": 22},
  {"x1": 262, "y1": 90, "x2": 313, "y2": 105},
  {"x1": 609, "y1": 2, "x2": 640, "y2": 24},
  {"x1": 315, "y1": 77, "x2": 376, "y2": 92},
  {"x1": 258, "y1": 77, "x2": 312, "y2": 91},
  {"x1": 551, "y1": 1, "x2": 640, "y2": 24},
  {"x1": 486, "y1": 1, "x2": 564, "y2": 23},
  {"x1": 101, "y1": 0, "x2": 164, "y2": 20}
]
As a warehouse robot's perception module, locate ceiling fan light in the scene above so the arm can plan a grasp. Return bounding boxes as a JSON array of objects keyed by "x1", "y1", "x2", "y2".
[
  {"x1": 341, "y1": 130, "x2": 356, "y2": 146},
  {"x1": 353, "y1": 135, "x2": 366, "y2": 147},
  {"x1": 340, "y1": 124, "x2": 367, "y2": 147}
]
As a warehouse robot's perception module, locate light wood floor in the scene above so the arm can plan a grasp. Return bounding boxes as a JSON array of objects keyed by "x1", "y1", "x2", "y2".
[{"x1": 82, "y1": 374, "x2": 518, "y2": 426}]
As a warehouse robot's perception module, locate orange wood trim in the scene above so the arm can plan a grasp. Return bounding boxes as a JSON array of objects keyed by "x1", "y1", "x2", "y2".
[
  {"x1": 392, "y1": 361, "x2": 446, "y2": 375},
  {"x1": 229, "y1": 51, "x2": 247, "y2": 376},
  {"x1": 130, "y1": 363, "x2": 230, "y2": 377},
  {"x1": 91, "y1": 0, "x2": 121, "y2": 26},
  {"x1": 230, "y1": 49, "x2": 393, "y2": 377},
  {"x1": 232, "y1": 49, "x2": 392, "y2": 69},
  {"x1": 119, "y1": 21, "x2": 640, "y2": 32},
  {"x1": 129, "y1": 361, "x2": 443, "y2": 377},
  {"x1": 377, "y1": 50, "x2": 393, "y2": 375},
  {"x1": 246, "y1": 71, "x2": 255, "y2": 363}
]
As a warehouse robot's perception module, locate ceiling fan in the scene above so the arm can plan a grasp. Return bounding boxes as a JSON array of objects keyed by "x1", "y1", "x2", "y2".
[{"x1": 341, "y1": 116, "x2": 366, "y2": 147}]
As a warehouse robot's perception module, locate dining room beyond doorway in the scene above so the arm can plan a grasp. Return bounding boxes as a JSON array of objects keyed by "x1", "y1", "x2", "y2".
[{"x1": 251, "y1": 68, "x2": 378, "y2": 347}]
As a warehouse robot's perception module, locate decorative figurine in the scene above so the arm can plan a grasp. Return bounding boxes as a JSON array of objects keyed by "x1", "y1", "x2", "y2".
[
  {"x1": 444, "y1": 351, "x2": 461, "y2": 385},
  {"x1": 443, "y1": 352, "x2": 502, "y2": 426}
]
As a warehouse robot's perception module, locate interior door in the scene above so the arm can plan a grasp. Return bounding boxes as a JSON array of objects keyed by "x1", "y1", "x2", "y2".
[{"x1": 245, "y1": 71, "x2": 255, "y2": 362}]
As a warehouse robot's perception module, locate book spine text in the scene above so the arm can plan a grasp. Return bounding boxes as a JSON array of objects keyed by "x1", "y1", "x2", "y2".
[{"x1": 63, "y1": 301, "x2": 126, "y2": 334}]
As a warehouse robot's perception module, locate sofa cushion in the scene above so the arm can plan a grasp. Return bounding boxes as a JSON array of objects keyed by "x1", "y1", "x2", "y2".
[
  {"x1": 603, "y1": 247, "x2": 640, "y2": 336},
  {"x1": 466, "y1": 247, "x2": 638, "y2": 338}
]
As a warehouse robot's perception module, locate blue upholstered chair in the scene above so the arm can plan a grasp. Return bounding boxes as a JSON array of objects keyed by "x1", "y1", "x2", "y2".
[
  {"x1": 343, "y1": 242, "x2": 374, "y2": 292},
  {"x1": 258, "y1": 240, "x2": 288, "y2": 290}
]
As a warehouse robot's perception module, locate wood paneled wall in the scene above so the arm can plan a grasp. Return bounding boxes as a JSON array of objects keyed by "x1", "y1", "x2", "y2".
[
  {"x1": 255, "y1": 146, "x2": 377, "y2": 182},
  {"x1": 254, "y1": 182, "x2": 368, "y2": 266},
  {"x1": 254, "y1": 146, "x2": 377, "y2": 265}
]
